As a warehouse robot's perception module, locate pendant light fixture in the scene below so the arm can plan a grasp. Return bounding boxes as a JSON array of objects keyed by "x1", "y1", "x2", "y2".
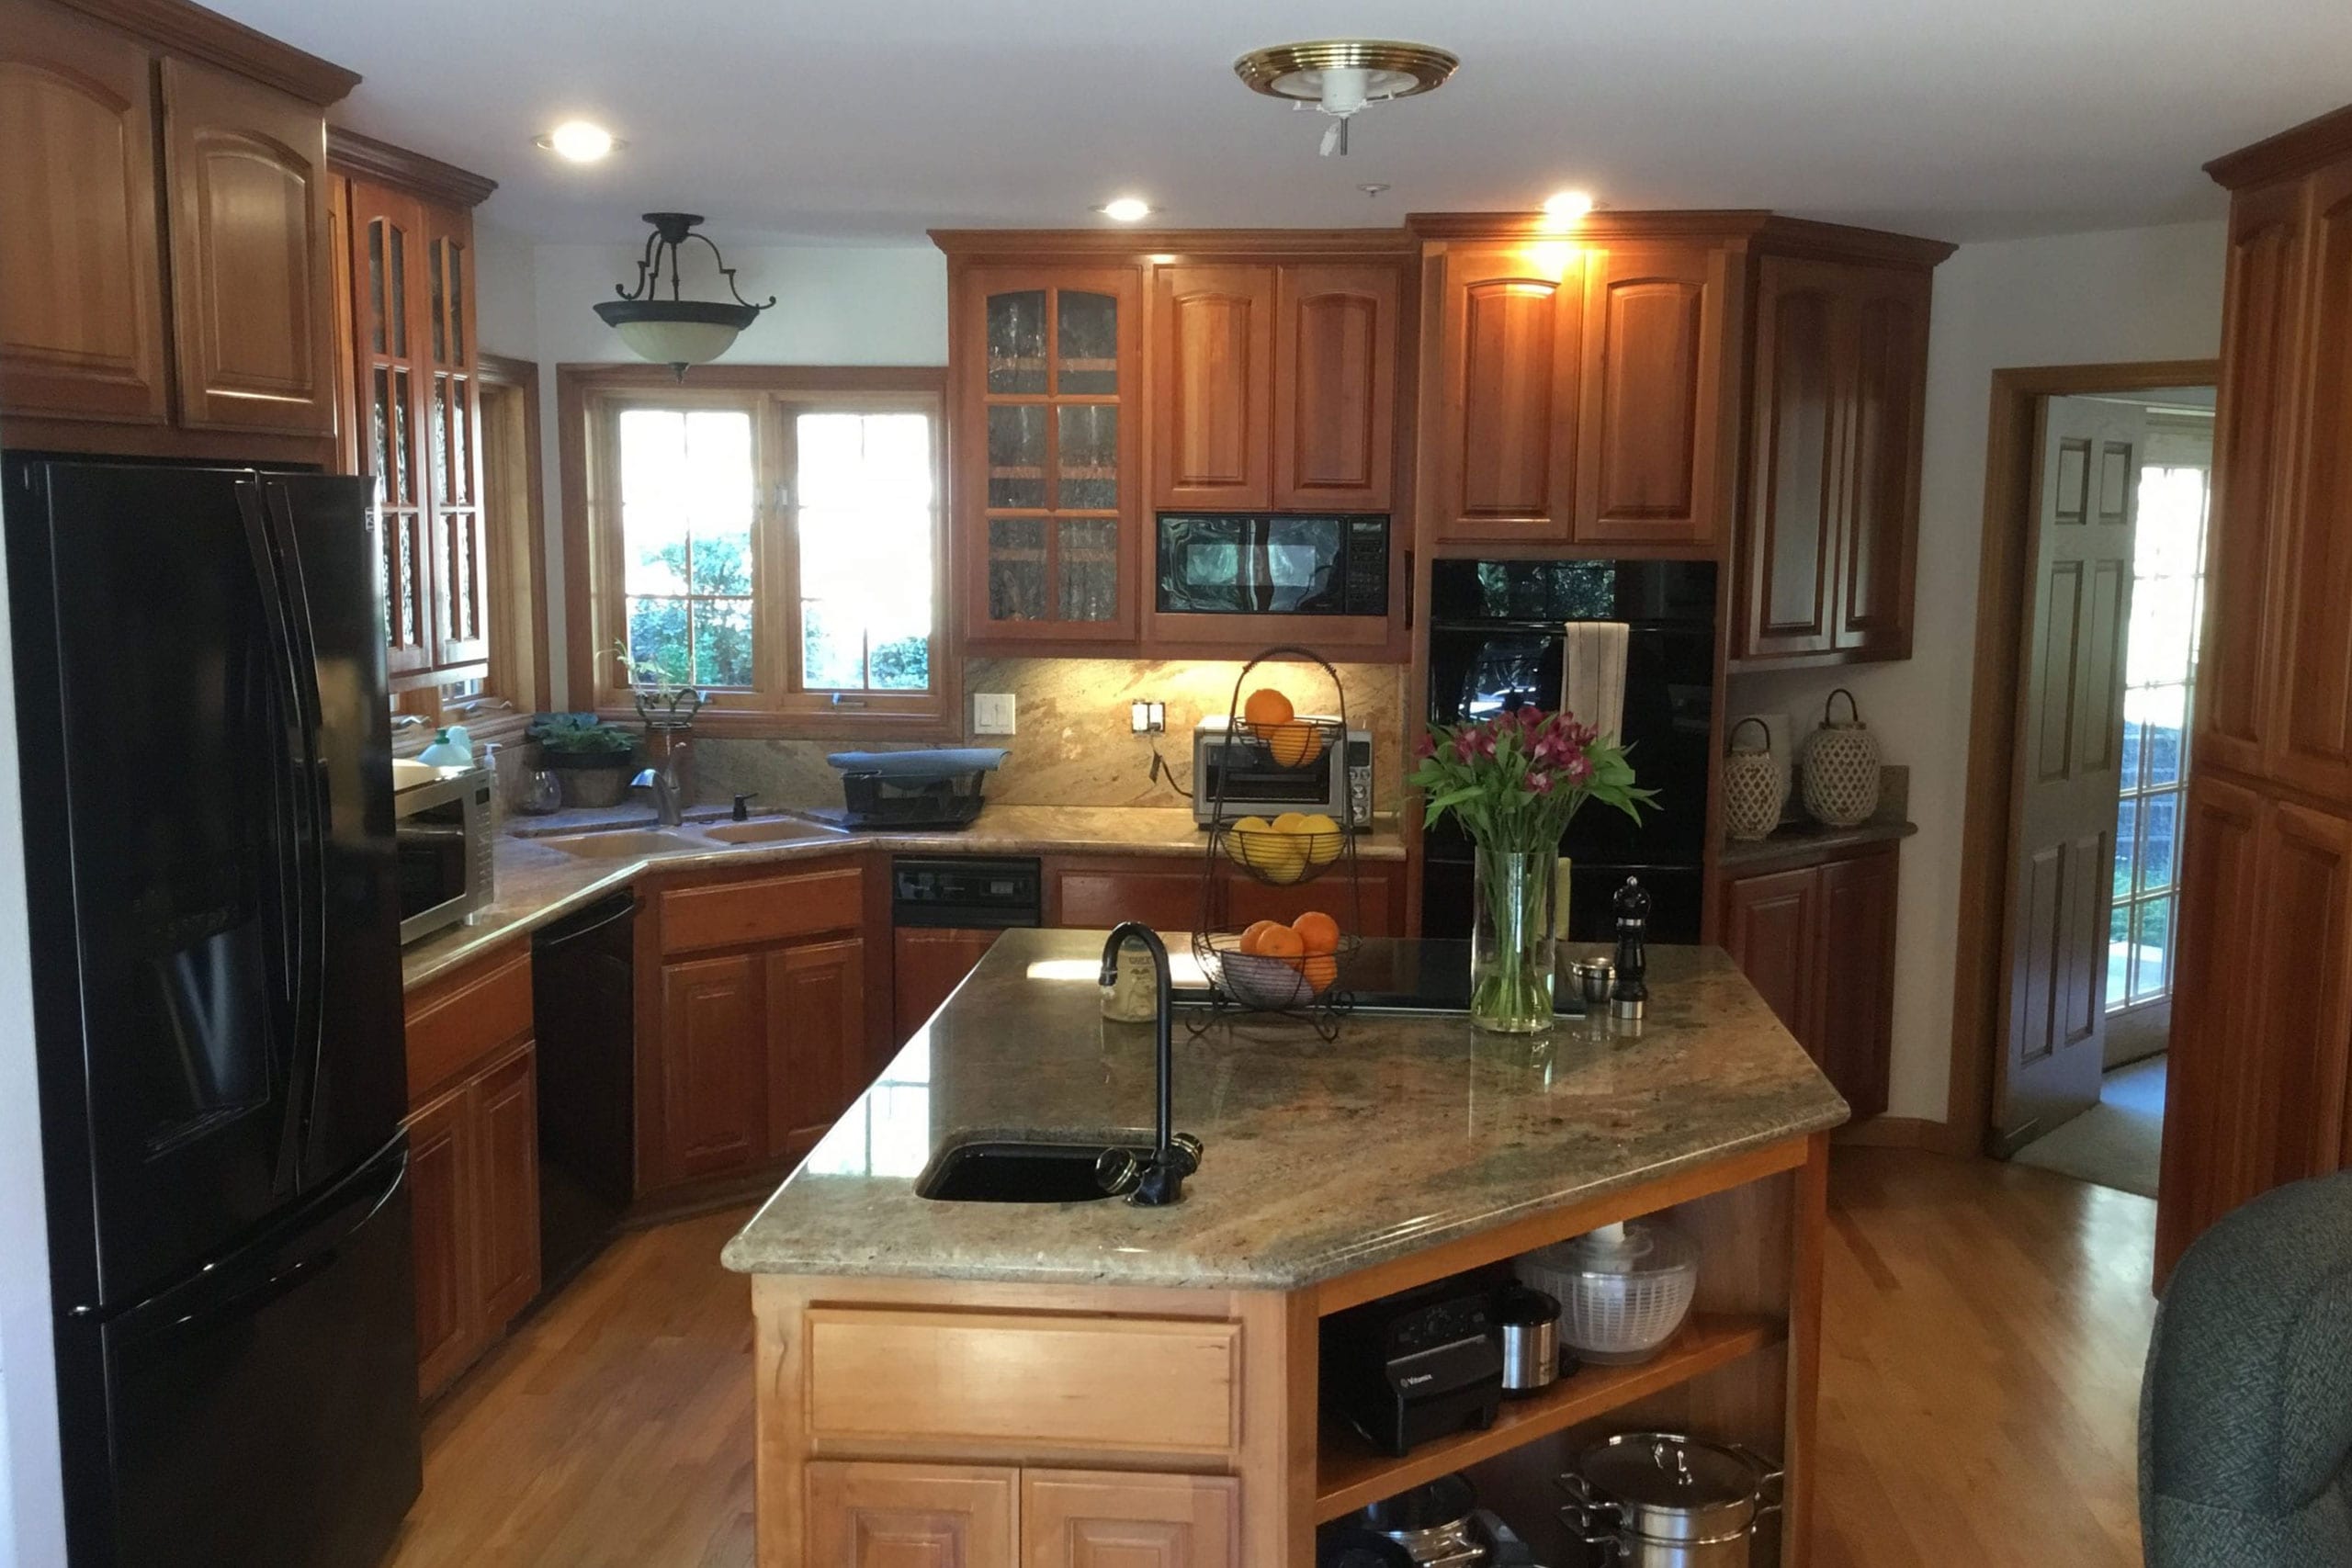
[
  {"x1": 1233, "y1": 39, "x2": 1459, "y2": 156},
  {"x1": 594, "y1": 212, "x2": 775, "y2": 379}
]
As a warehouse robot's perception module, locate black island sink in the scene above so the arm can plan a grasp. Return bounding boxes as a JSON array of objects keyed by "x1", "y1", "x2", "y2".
[{"x1": 914, "y1": 1137, "x2": 1155, "y2": 1203}]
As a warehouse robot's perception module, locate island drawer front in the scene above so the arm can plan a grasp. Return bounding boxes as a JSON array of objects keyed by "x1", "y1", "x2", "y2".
[
  {"x1": 659, "y1": 864, "x2": 864, "y2": 955},
  {"x1": 804, "y1": 1308, "x2": 1242, "y2": 1456}
]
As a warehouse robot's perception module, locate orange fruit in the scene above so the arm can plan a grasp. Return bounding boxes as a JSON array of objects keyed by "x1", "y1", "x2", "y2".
[
  {"x1": 1255, "y1": 925, "x2": 1306, "y2": 960},
  {"x1": 1238, "y1": 919, "x2": 1285, "y2": 956},
  {"x1": 1267, "y1": 720, "x2": 1316, "y2": 768},
  {"x1": 1298, "y1": 954, "x2": 1340, "y2": 991},
  {"x1": 1292, "y1": 911, "x2": 1340, "y2": 955},
  {"x1": 1242, "y1": 687, "x2": 1295, "y2": 734}
]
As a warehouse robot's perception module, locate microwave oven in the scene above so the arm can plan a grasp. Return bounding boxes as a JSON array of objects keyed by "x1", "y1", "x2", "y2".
[
  {"x1": 1192, "y1": 716, "x2": 1374, "y2": 829},
  {"x1": 1156, "y1": 513, "x2": 1390, "y2": 616},
  {"x1": 393, "y1": 761, "x2": 496, "y2": 944}
]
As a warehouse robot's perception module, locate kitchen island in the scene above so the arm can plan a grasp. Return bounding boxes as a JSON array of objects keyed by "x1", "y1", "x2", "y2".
[{"x1": 725, "y1": 930, "x2": 1848, "y2": 1566}]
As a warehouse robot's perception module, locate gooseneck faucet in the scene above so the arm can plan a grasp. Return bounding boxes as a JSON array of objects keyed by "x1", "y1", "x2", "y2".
[
  {"x1": 633, "y1": 740, "x2": 691, "y2": 828},
  {"x1": 1098, "y1": 923, "x2": 1204, "y2": 1206}
]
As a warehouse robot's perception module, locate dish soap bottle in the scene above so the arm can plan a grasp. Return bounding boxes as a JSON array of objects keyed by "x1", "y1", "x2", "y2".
[{"x1": 417, "y1": 726, "x2": 472, "y2": 767}]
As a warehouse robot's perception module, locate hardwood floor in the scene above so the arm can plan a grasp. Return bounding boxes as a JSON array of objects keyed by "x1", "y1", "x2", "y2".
[{"x1": 386, "y1": 1150, "x2": 2157, "y2": 1567}]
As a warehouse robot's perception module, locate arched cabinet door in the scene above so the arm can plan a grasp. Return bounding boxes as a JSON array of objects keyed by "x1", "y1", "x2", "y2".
[
  {"x1": 1273, "y1": 265, "x2": 1397, "y2": 511},
  {"x1": 1426, "y1": 244, "x2": 1585, "y2": 544},
  {"x1": 1153, "y1": 265, "x2": 1273, "y2": 511},
  {"x1": 0, "y1": 0, "x2": 170, "y2": 424},
  {"x1": 161, "y1": 56, "x2": 336, "y2": 436}
]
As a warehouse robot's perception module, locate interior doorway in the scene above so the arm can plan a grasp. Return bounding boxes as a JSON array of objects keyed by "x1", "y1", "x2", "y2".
[{"x1": 1947, "y1": 358, "x2": 2221, "y2": 1190}]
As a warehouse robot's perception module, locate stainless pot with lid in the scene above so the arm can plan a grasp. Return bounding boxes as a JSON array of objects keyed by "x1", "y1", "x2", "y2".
[
  {"x1": 1347, "y1": 1473, "x2": 1487, "y2": 1567},
  {"x1": 1558, "y1": 1433, "x2": 1782, "y2": 1565}
]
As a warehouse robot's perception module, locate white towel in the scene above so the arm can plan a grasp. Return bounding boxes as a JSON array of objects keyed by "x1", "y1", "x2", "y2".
[{"x1": 1562, "y1": 622, "x2": 1629, "y2": 742}]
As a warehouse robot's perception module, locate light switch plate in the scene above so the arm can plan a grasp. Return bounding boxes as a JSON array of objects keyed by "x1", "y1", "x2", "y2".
[
  {"x1": 973, "y1": 693, "x2": 1016, "y2": 735},
  {"x1": 1130, "y1": 700, "x2": 1166, "y2": 734}
]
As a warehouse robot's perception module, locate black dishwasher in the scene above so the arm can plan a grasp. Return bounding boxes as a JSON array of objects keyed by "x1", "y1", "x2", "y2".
[
  {"x1": 891, "y1": 857, "x2": 1040, "y2": 1043},
  {"x1": 532, "y1": 893, "x2": 637, "y2": 1297}
]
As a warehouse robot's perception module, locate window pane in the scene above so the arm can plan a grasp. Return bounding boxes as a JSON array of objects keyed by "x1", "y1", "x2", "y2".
[
  {"x1": 2127, "y1": 574, "x2": 2198, "y2": 686},
  {"x1": 2108, "y1": 901, "x2": 2131, "y2": 1005},
  {"x1": 2134, "y1": 684, "x2": 2188, "y2": 787},
  {"x1": 2136, "y1": 467, "x2": 2208, "y2": 578},
  {"x1": 794, "y1": 412, "x2": 936, "y2": 694},
  {"x1": 2132, "y1": 897, "x2": 2173, "y2": 1001},
  {"x1": 627, "y1": 596, "x2": 689, "y2": 683},
  {"x1": 690, "y1": 526, "x2": 752, "y2": 596},
  {"x1": 691, "y1": 600, "x2": 753, "y2": 688},
  {"x1": 801, "y1": 599, "x2": 864, "y2": 690},
  {"x1": 2139, "y1": 793, "x2": 2178, "y2": 895},
  {"x1": 2120, "y1": 720, "x2": 2143, "y2": 793},
  {"x1": 2113, "y1": 797, "x2": 2137, "y2": 898},
  {"x1": 869, "y1": 635, "x2": 929, "y2": 691}
]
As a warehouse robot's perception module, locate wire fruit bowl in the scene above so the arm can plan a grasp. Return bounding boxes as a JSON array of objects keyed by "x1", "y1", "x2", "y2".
[
  {"x1": 1239, "y1": 713, "x2": 1346, "y2": 771},
  {"x1": 1193, "y1": 930, "x2": 1361, "y2": 1010},
  {"x1": 1216, "y1": 823, "x2": 1347, "y2": 886}
]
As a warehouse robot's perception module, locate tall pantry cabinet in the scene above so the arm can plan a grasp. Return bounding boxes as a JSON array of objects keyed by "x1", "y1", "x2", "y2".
[{"x1": 2158, "y1": 101, "x2": 2352, "y2": 1284}]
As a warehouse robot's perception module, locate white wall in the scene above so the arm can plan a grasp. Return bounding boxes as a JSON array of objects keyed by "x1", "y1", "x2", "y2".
[
  {"x1": 1729, "y1": 218, "x2": 2228, "y2": 1122},
  {"x1": 467, "y1": 242, "x2": 946, "y2": 703},
  {"x1": 0, "y1": 481, "x2": 65, "y2": 1568}
]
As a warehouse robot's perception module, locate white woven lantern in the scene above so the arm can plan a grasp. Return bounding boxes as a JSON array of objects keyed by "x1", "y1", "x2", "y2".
[
  {"x1": 1722, "y1": 717, "x2": 1786, "y2": 840},
  {"x1": 1801, "y1": 688, "x2": 1882, "y2": 828}
]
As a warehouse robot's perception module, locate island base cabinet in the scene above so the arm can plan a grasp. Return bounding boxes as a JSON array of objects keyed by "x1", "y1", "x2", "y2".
[{"x1": 799, "y1": 1462, "x2": 1237, "y2": 1568}]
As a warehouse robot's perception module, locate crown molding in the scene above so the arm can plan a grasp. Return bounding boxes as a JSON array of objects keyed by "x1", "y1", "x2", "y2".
[
  {"x1": 930, "y1": 227, "x2": 1416, "y2": 260},
  {"x1": 329, "y1": 127, "x2": 498, "y2": 209},
  {"x1": 2206, "y1": 100, "x2": 2352, "y2": 191},
  {"x1": 1753, "y1": 215, "x2": 1958, "y2": 268},
  {"x1": 1406, "y1": 209, "x2": 1777, "y2": 242},
  {"x1": 53, "y1": 0, "x2": 359, "y2": 104}
]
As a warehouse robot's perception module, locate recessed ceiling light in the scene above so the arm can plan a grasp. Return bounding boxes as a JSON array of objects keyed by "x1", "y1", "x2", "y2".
[
  {"x1": 1097, "y1": 197, "x2": 1154, "y2": 223},
  {"x1": 537, "y1": 120, "x2": 622, "y2": 163},
  {"x1": 1544, "y1": 189, "x2": 1596, "y2": 223}
]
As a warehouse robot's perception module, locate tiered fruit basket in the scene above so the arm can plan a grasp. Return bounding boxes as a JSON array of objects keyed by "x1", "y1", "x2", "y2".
[{"x1": 1193, "y1": 648, "x2": 1367, "y2": 1036}]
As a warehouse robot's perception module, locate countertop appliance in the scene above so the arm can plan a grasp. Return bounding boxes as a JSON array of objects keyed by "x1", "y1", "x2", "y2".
[
  {"x1": 1494, "y1": 1282, "x2": 1563, "y2": 1396},
  {"x1": 829, "y1": 748, "x2": 1008, "y2": 830},
  {"x1": 1421, "y1": 559, "x2": 1716, "y2": 943},
  {"x1": 532, "y1": 893, "x2": 638, "y2": 1297},
  {"x1": 891, "y1": 857, "x2": 1042, "y2": 1041},
  {"x1": 5, "y1": 456, "x2": 419, "y2": 1568},
  {"x1": 1321, "y1": 1272, "x2": 1503, "y2": 1457},
  {"x1": 1192, "y1": 716, "x2": 1374, "y2": 829},
  {"x1": 1156, "y1": 512, "x2": 1391, "y2": 616},
  {"x1": 393, "y1": 761, "x2": 496, "y2": 943}
]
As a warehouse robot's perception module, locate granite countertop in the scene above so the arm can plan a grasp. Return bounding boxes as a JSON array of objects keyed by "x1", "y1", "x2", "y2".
[
  {"x1": 720, "y1": 931, "x2": 1849, "y2": 1291},
  {"x1": 401, "y1": 806, "x2": 1408, "y2": 991},
  {"x1": 1716, "y1": 816, "x2": 1917, "y2": 872}
]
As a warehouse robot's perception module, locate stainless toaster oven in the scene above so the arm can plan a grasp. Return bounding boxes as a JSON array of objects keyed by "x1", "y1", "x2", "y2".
[
  {"x1": 393, "y1": 761, "x2": 496, "y2": 944},
  {"x1": 1191, "y1": 716, "x2": 1373, "y2": 829}
]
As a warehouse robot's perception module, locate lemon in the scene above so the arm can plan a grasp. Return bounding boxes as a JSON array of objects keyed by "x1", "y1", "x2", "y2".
[
  {"x1": 1258, "y1": 836, "x2": 1309, "y2": 885},
  {"x1": 1298, "y1": 812, "x2": 1341, "y2": 864},
  {"x1": 1272, "y1": 812, "x2": 1310, "y2": 832}
]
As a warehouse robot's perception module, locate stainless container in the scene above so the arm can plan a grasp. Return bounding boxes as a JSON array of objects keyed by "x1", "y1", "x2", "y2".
[
  {"x1": 1577, "y1": 958, "x2": 1615, "y2": 1007},
  {"x1": 1493, "y1": 1283, "x2": 1559, "y2": 1396},
  {"x1": 1558, "y1": 1433, "x2": 1781, "y2": 1566}
]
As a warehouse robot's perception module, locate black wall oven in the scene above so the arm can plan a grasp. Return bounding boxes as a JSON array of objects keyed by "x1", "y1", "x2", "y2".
[
  {"x1": 1156, "y1": 513, "x2": 1390, "y2": 615},
  {"x1": 1420, "y1": 559, "x2": 1717, "y2": 943}
]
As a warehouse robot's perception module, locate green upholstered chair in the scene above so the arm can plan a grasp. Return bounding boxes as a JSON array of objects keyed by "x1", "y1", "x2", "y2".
[{"x1": 2140, "y1": 1171, "x2": 2352, "y2": 1565}]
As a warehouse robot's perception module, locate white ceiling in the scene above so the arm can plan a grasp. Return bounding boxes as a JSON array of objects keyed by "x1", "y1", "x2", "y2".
[{"x1": 219, "y1": 0, "x2": 2352, "y2": 246}]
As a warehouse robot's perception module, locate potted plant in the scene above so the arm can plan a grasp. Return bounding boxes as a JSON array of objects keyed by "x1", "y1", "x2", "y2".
[
  {"x1": 526, "y1": 714, "x2": 639, "y2": 808},
  {"x1": 1408, "y1": 707, "x2": 1654, "y2": 1034}
]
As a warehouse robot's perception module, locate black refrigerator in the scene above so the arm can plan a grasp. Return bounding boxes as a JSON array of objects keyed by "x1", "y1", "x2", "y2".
[{"x1": 4, "y1": 456, "x2": 421, "y2": 1568}]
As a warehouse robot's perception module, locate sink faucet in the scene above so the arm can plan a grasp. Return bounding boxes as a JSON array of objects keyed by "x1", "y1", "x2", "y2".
[
  {"x1": 1098, "y1": 923, "x2": 1203, "y2": 1206},
  {"x1": 633, "y1": 741, "x2": 690, "y2": 827}
]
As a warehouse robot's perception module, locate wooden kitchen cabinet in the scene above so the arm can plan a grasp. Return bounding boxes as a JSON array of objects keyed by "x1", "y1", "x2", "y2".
[
  {"x1": 1736, "y1": 254, "x2": 1930, "y2": 663},
  {"x1": 639, "y1": 860, "x2": 880, "y2": 1195},
  {"x1": 1576, "y1": 242, "x2": 1728, "y2": 549},
  {"x1": 1153, "y1": 265, "x2": 1274, "y2": 511},
  {"x1": 953, "y1": 264, "x2": 1144, "y2": 648},
  {"x1": 0, "y1": 0, "x2": 171, "y2": 426},
  {"x1": 1023, "y1": 1471, "x2": 1239, "y2": 1568},
  {"x1": 402, "y1": 942, "x2": 540, "y2": 1400},
  {"x1": 1423, "y1": 243, "x2": 1585, "y2": 545},
  {"x1": 1719, "y1": 843, "x2": 1897, "y2": 1118},
  {"x1": 1042, "y1": 852, "x2": 1403, "y2": 938},
  {"x1": 807, "y1": 1462, "x2": 1018, "y2": 1568},
  {"x1": 895, "y1": 927, "x2": 1005, "y2": 1043},
  {"x1": 1274, "y1": 265, "x2": 1398, "y2": 511},
  {"x1": 159, "y1": 57, "x2": 336, "y2": 437}
]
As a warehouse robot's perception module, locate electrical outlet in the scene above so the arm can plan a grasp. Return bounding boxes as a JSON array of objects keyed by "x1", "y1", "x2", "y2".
[
  {"x1": 973, "y1": 693, "x2": 1015, "y2": 735},
  {"x1": 1129, "y1": 700, "x2": 1166, "y2": 735}
]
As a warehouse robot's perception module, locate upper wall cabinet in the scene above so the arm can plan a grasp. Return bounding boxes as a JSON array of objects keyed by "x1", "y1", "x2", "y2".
[
  {"x1": 0, "y1": 0, "x2": 356, "y2": 456},
  {"x1": 1273, "y1": 264, "x2": 1398, "y2": 511},
  {"x1": 161, "y1": 58, "x2": 335, "y2": 437},
  {"x1": 0, "y1": 0, "x2": 170, "y2": 425},
  {"x1": 1423, "y1": 243, "x2": 1585, "y2": 545},
  {"x1": 952, "y1": 264, "x2": 1144, "y2": 649},
  {"x1": 1735, "y1": 254, "x2": 1933, "y2": 663},
  {"x1": 1577, "y1": 243, "x2": 1730, "y2": 549},
  {"x1": 1152, "y1": 265, "x2": 1273, "y2": 511}
]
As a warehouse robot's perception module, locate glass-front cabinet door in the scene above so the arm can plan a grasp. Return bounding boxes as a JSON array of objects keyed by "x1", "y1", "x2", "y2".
[{"x1": 957, "y1": 265, "x2": 1140, "y2": 643}]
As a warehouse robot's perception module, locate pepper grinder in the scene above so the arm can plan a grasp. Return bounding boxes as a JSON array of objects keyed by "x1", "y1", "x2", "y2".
[{"x1": 1611, "y1": 876, "x2": 1651, "y2": 1021}]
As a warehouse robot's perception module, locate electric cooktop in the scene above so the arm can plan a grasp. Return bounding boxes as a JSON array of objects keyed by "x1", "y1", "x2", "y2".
[{"x1": 1172, "y1": 938, "x2": 1589, "y2": 1017}]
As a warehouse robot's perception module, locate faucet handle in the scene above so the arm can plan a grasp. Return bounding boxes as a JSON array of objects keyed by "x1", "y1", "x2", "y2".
[{"x1": 733, "y1": 792, "x2": 759, "y2": 822}]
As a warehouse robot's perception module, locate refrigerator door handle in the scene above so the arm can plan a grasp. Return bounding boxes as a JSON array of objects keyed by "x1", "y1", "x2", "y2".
[
  {"x1": 261, "y1": 480, "x2": 333, "y2": 1175},
  {"x1": 234, "y1": 478, "x2": 323, "y2": 1198}
]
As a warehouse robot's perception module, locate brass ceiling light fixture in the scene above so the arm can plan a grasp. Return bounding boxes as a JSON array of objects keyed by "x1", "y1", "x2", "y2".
[
  {"x1": 594, "y1": 212, "x2": 775, "y2": 379},
  {"x1": 1233, "y1": 39, "x2": 1460, "y2": 156}
]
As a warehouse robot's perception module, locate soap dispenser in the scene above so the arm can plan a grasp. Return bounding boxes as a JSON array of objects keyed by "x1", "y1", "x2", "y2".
[{"x1": 417, "y1": 726, "x2": 472, "y2": 767}]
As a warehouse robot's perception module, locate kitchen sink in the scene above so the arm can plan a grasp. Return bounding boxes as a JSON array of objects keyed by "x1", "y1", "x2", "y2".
[
  {"x1": 539, "y1": 829, "x2": 707, "y2": 860},
  {"x1": 698, "y1": 817, "x2": 850, "y2": 846},
  {"x1": 915, "y1": 1138, "x2": 1155, "y2": 1203}
]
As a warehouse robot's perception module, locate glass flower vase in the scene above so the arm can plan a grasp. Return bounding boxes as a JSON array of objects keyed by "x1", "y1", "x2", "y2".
[{"x1": 1471, "y1": 846, "x2": 1557, "y2": 1034}]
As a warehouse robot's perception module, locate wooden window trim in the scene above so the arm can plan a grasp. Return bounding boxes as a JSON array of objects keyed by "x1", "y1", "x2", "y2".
[{"x1": 559, "y1": 363, "x2": 957, "y2": 740}]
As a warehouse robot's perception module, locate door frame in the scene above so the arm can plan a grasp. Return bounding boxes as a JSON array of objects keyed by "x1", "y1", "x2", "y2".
[{"x1": 1946, "y1": 358, "x2": 2219, "y2": 1155}]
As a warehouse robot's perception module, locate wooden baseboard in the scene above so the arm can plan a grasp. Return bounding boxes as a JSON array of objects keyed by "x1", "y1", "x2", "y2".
[{"x1": 1833, "y1": 1116, "x2": 1982, "y2": 1156}]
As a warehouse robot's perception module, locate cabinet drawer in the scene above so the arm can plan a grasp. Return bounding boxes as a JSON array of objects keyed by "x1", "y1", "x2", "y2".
[
  {"x1": 659, "y1": 863, "x2": 864, "y2": 954},
  {"x1": 805, "y1": 1308, "x2": 1241, "y2": 1457},
  {"x1": 405, "y1": 943, "x2": 532, "y2": 1104}
]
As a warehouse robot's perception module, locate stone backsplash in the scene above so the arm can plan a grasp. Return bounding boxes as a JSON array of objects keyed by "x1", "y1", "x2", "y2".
[{"x1": 680, "y1": 656, "x2": 1409, "y2": 816}]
